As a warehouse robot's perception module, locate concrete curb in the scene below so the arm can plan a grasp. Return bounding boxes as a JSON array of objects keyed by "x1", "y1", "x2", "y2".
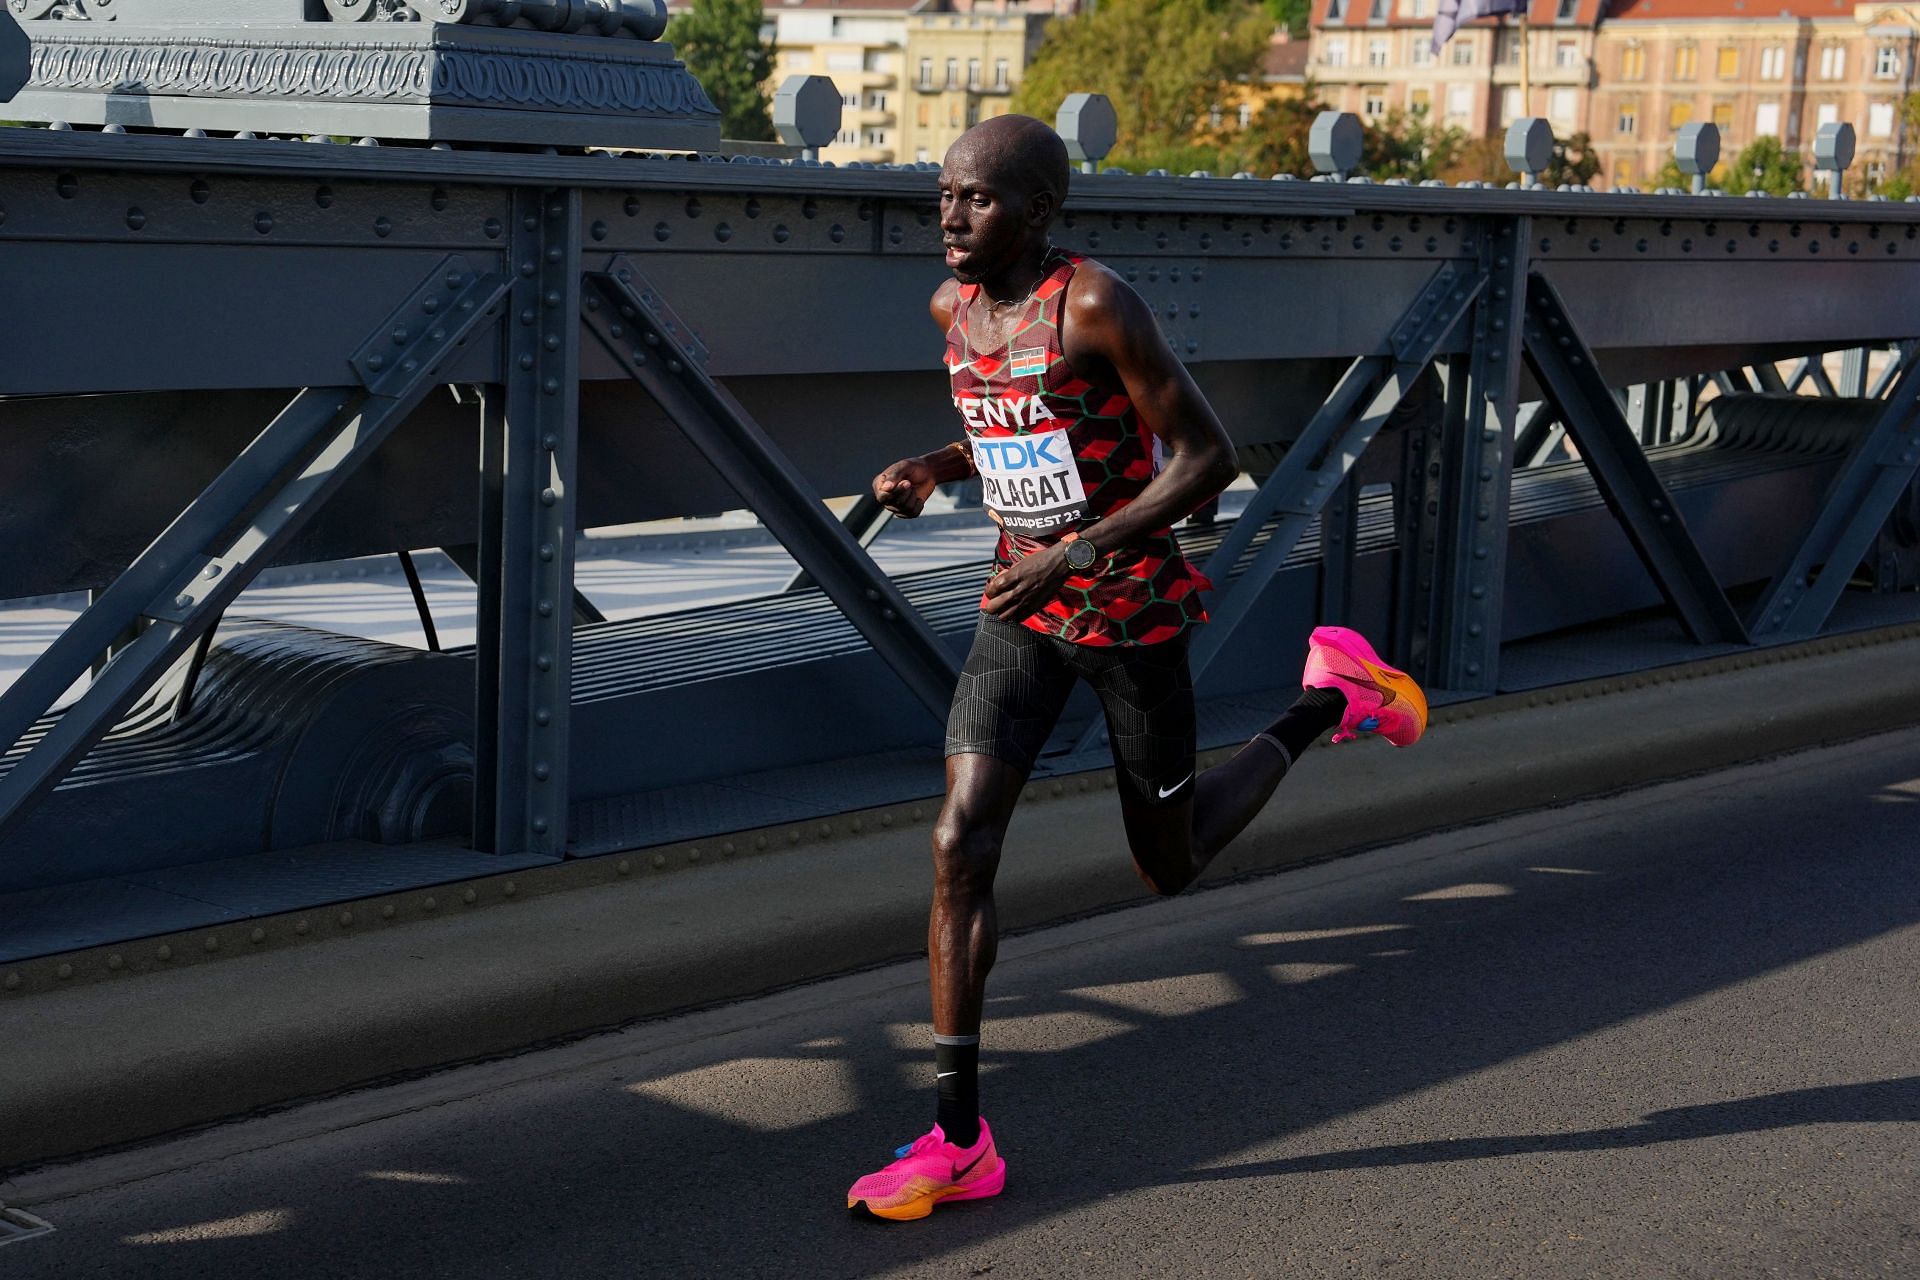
[{"x1": 3, "y1": 626, "x2": 1919, "y2": 1173}]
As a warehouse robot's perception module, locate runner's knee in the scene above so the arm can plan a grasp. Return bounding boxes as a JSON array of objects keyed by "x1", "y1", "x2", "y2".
[{"x1": 931, "y1": 815, "x2": 1001, "y2": 897}]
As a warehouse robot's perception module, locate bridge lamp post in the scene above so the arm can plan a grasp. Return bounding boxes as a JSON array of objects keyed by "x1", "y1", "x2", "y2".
[
  {"x1": 1815, "y1": 121, "x2": 1856, "y2": 201},
  {"x1": 1309, "y1": 111, "x2": 1364, "y2": 183},
  {"x1": 774, "y1": 74, "x2": 843, "y2": 164},
  {"x1": 1504, "y1": 116, "x2": 1554, "y2": 189},
  {"x1": 1057, "y1": 93, "x2": 1118, "y2": 176},
  {"x1": 1675, "y1": 121, "x2": 1720, "y2": 196}
]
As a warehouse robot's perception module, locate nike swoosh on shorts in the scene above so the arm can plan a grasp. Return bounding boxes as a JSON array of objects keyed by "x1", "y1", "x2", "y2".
[{"x1": 1157, "y1": 774, "x2": 1193, "y2": 800}]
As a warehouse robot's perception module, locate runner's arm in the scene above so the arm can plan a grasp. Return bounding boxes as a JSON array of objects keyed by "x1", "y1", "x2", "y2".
[
  {"x1": 1055, "y1": 264, "x2": 1237, "y2": 558},
  {"x1": 871, "y1": 281, "x2": 978, "y2": 518}
]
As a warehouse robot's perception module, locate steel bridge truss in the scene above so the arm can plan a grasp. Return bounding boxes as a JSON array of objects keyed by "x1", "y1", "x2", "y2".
[{"x1": 4, "y1": 132, "x2": 1920, "y2": 861}]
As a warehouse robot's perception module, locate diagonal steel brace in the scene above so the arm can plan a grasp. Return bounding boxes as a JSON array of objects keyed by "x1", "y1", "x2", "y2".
[
  {"x1": 583, "y1": 257, "x2": 959, "y2": 723},
  {"x1": 1520, "y1": 272, "x2": 1748, "y2": 646},
  {"x1": 1185, "y1": 261, "x2": 1484, "y2": 687},
  {"x1": 1747, "y1": 353, "x2": 1920, "y2": 640},
  {"x1": 0, "y1": 256, "x2": 508, "y2": 843}
]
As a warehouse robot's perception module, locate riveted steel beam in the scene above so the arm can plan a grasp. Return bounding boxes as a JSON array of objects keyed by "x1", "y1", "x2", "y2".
[
  {"x1": 476, "y1": 189, "x2": 582, "y2": 858},
  {"x1": 1747, "y1": 355, "x2": 1920, "y2": 640},
  {"x1": 583, "y1": 257, "x2": 960, "y2": 723},
  {"x1": 1191, "y1": 258, "x2": 1486, "y2": 688},
  {"x1": 1402, "y1": 219, "x2": 1529, "y2": 693},
  {"x1": 0, "y1": 257, "x2": 506, "y2": 845},
  {"x1": 1522, "y1": 272, "x2": 1749, "y2": 646}
]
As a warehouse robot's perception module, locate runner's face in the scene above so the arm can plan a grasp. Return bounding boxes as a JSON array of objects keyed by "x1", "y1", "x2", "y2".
[{"x1": 937, "y1": 158, "x2": 1034, "y2": 285}]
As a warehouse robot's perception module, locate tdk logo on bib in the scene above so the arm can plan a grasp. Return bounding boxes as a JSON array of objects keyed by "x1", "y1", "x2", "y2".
[{"x1": 957, "y1": 398, "x2": 1088, "y2": 534}]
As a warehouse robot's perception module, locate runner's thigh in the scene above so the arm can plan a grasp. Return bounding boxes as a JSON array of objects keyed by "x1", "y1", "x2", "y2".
[
  {"x1": 1076, "y1": 634, "x2": 1198, "y2": 807},
  {"x1": 945, "y1": 613, "x2": 1079, "y2": 781}
]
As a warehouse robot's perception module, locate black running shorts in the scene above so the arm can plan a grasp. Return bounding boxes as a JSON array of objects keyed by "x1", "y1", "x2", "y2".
[{"x1": 945, "y1": 612, "x2": 1197, "y2": 805}]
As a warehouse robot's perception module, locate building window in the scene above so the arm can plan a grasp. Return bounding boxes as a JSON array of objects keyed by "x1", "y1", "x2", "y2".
[
  {"x1": 1620, "y1": 43, "x2": 1644, "y2": 80},
  {"x1": 838, "y1": 129, "x2": 856, "y2": 145},
  {"x1": 993, "y1": 58, "x2": 1009, "y2": 89},
  {"x1": 1549, "y1": 86, "x2": 1575, "y2": 123},
  {"x1": 1870, "y1": 99, "x2": 1895, "y2": 136},
  {"x1": 864, "y1": 129, "x2": 888, "y2": 147},
  {"x1": 1754, "y1": 100, "x2": 1780, "y2": 136},
  {"x1": 1412, "y1": 37, "x2": 1434, "y2": 67},
  {"x1": 1819, "y1": 44, "x2": 1844, "y2": 80},
  {"x1": 966, "y1": 102, "x2": 980, "y2": 127},
  {"x1": 916, "y1": 147, "x2": 931, "y2": 162},
  {"x1": 966, "y1": 58, "x2": 980, "y2": 88},
  {"x1": 1555, "y1": 40, "x2": 1578, "y2": 68},
  {"x1": 949, "y1": 102, "x2": 961, "y2": 127},
  {"x1": 1712, "y1": 99, "x2": 1734, "y2": 133},
  {"x1": 917, "y1": 101, "x2": 931, "y2": 127},
  {"x1": 1238, "y1": 102, "x2": 1254, "y2": 128},
  {"x1": 1364, "y1": 86, "x2": 1388, "y2": 117},
  {"x1": 867, "y1": 92, "x2": 888, "y2": 110},
  {"x1": 1411, "y1": 85, "x2": 1432, "y2": 112},
  {"x1": 1370, "y1": 0, "x2": 1389, "y2": 17},
  {"x1": 1877, "y1": 45, "x2": 1900, "y2": 78},
  {"x1": 1500, "y1": 84, "x2": 1520, "y2": 124},
  {"x1": 1325, "y1": 36, "x2": 1348, "y2": 67},
  {"x1": 945, "y1": 57, "x2": 958, "y2": 87},
  {"x1": 842, "y1": 92, "x2": 858, "y2": 108},
  {"x1": 918, "y1": 58, "x2": 932, "y2": 88},
  {"x1": 1760, "y1": 46, "x2": 1784, "y2": 80},
  {"x1": 1612, "y1": 158, "x2": 1634, "y2": 188},
  {"x1": 1368, "y1": 37, "x2": 1390, "y2": 67},
  {"x1": 1868, "y1": 157, "x2": 1888, "y2": 184},
  {"x1": 1495, "y1": 28, "x2": 1520, "y2": 64},
  {"x1": 1617, "y1": 99, "x2": 1638, "y2": 135},
  {"x1": 1451, "y1": 39, "x2": 1474, "y2": 65},
  {"x1": 1817, "y1": 100, "x2": 1839, "y2": 127},
  {"x1": 1403, "y1": 0, "x2": 1431, "y2": 16},
  {"x1": 1669, "y1": 99, "x2": 1694, "y2": 130},
  {"x1": 1556, "y1": 0, "x2": 1576, "y2": 16},
  {"x1": 1446, "y1": 82, "x2": 1472, "y2": 121},
  {"x1": 1327, "y1": 0, "x2": 1345, "y2": 18},
  {"x1": 1716, "y1": 46, "x2": 1738, "y2": 79},
  {"x1": 1674, "y1": 44, "x2": 1697, "y2": 80}
]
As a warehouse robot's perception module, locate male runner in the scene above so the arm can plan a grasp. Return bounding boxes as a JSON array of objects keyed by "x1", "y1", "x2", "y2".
[{"x1": 845, "y1": 115, "x2": 1427, "y2": 1221}]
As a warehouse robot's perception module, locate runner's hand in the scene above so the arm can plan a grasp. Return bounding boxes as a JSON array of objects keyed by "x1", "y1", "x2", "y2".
[
  {"x1": 981, "y1": 543, "x2": 1070, "y2": 623},
  {"x1": 873, "y1": 457, "x2": 937, "y2": 518}
]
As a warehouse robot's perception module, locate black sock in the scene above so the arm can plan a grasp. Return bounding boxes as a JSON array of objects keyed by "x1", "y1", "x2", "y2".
[
  {"x1": 934, "y1": 1035, "x2": 980, "y2": 1148},
  {"x1": 1258, "y1": 687, "x2": 1347, "y2": 764}
]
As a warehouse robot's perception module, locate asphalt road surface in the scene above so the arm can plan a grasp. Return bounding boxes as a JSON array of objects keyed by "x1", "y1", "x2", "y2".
[{"x1": 5, "y1": 730, "x2": 1918, "y2": 1278}]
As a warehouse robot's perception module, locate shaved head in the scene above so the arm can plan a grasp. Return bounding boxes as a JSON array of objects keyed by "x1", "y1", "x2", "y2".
[{"x1": 944, "y1": 115, "x2": 1071, "y2": 223}]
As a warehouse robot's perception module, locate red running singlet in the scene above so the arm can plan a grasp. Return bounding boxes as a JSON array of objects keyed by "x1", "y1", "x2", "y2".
[{"x1": 946, "y1": 248, "x2": 1210, "y2": 647}]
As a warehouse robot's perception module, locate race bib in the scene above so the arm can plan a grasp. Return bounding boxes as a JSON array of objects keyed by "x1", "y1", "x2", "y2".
[{"x1": 971, "y1": 425, "x2": 1088, "y2": 534}]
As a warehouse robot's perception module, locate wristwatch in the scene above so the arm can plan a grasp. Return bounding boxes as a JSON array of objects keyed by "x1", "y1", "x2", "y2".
[{"x1": 1060, "y1": 530, "x2": 1100, "y2": 573}]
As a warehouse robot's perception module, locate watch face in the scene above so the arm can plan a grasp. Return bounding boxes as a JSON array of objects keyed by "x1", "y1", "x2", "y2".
[{"x1": 1066, "y1": 538, "x2": 1097, "y2": 571}]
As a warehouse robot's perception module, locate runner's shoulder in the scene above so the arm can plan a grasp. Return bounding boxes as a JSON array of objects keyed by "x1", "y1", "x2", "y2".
[
  {"x1": 1059, "y1": 257, "x2": 1151, "y2": 352},
  {"x1": 930, "y1": 277, "x2": 963, "y2": 330}
]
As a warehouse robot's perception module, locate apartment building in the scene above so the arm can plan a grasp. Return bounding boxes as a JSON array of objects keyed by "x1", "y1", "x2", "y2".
[
  {"x1": 767, "y1": 0, "x2": 925, "y2": 164},
  {"x1": 1592, "y1": 0, "x2": 1918, "y2": 189},
  {"x1": 898, "y1": 0, "x2": 1084, "y2": 163},
  {"x1": 1308, "y1": 0, "x2": 1609, "y2": 138}
]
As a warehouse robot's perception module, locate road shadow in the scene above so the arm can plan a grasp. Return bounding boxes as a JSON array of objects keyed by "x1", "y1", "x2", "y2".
[{"x1": 14, "y1": 736, "x2": 1920, "y2": 1278}]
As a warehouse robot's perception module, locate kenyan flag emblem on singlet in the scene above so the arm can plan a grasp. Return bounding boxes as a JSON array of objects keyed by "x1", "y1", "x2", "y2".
[{"x1": 1009, "y1": 347, "x2": 1049, "y2": 378}]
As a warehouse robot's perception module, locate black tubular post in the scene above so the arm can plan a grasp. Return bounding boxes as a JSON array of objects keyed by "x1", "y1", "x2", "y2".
[{"x1": 397, "y1": 549, "x2": 441, "y2": 652}]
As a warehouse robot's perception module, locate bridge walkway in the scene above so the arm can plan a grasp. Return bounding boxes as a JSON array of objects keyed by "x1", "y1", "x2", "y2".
[{"x1": 2, "y1": 729, "x2": 1916, "y2": 1277}]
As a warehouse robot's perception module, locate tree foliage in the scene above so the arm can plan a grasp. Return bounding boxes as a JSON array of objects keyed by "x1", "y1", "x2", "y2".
[
  {"x1": 1013, "y1": 0, "x2": 1271, "y2": 158},
  {"x1": 1262, "y1": 0, "x2": 1311, "y2": 38},
  {"x1": 666, "y1": 0, "x2": 776, "y2": 143},
  {"x1": 1653, "y1": 135, "x2": 1804, "y2": 195},
  {"x1": 1362, "y1": 106, "x2": 1469, "y2": 182}
]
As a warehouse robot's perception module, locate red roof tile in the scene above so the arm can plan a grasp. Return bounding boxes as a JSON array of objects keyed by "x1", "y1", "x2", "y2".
[{"x1": 1607, "y1": 0, "x2": 1848, "y2": 18}]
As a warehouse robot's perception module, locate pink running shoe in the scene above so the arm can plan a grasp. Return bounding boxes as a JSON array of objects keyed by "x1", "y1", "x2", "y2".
[
  {"x1": 846, "y1": 1120, "x2": 1006, "y2": 1221},
  {"x1": 1302, "y1": 626, "x2": 1428, "y2": 747}
]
